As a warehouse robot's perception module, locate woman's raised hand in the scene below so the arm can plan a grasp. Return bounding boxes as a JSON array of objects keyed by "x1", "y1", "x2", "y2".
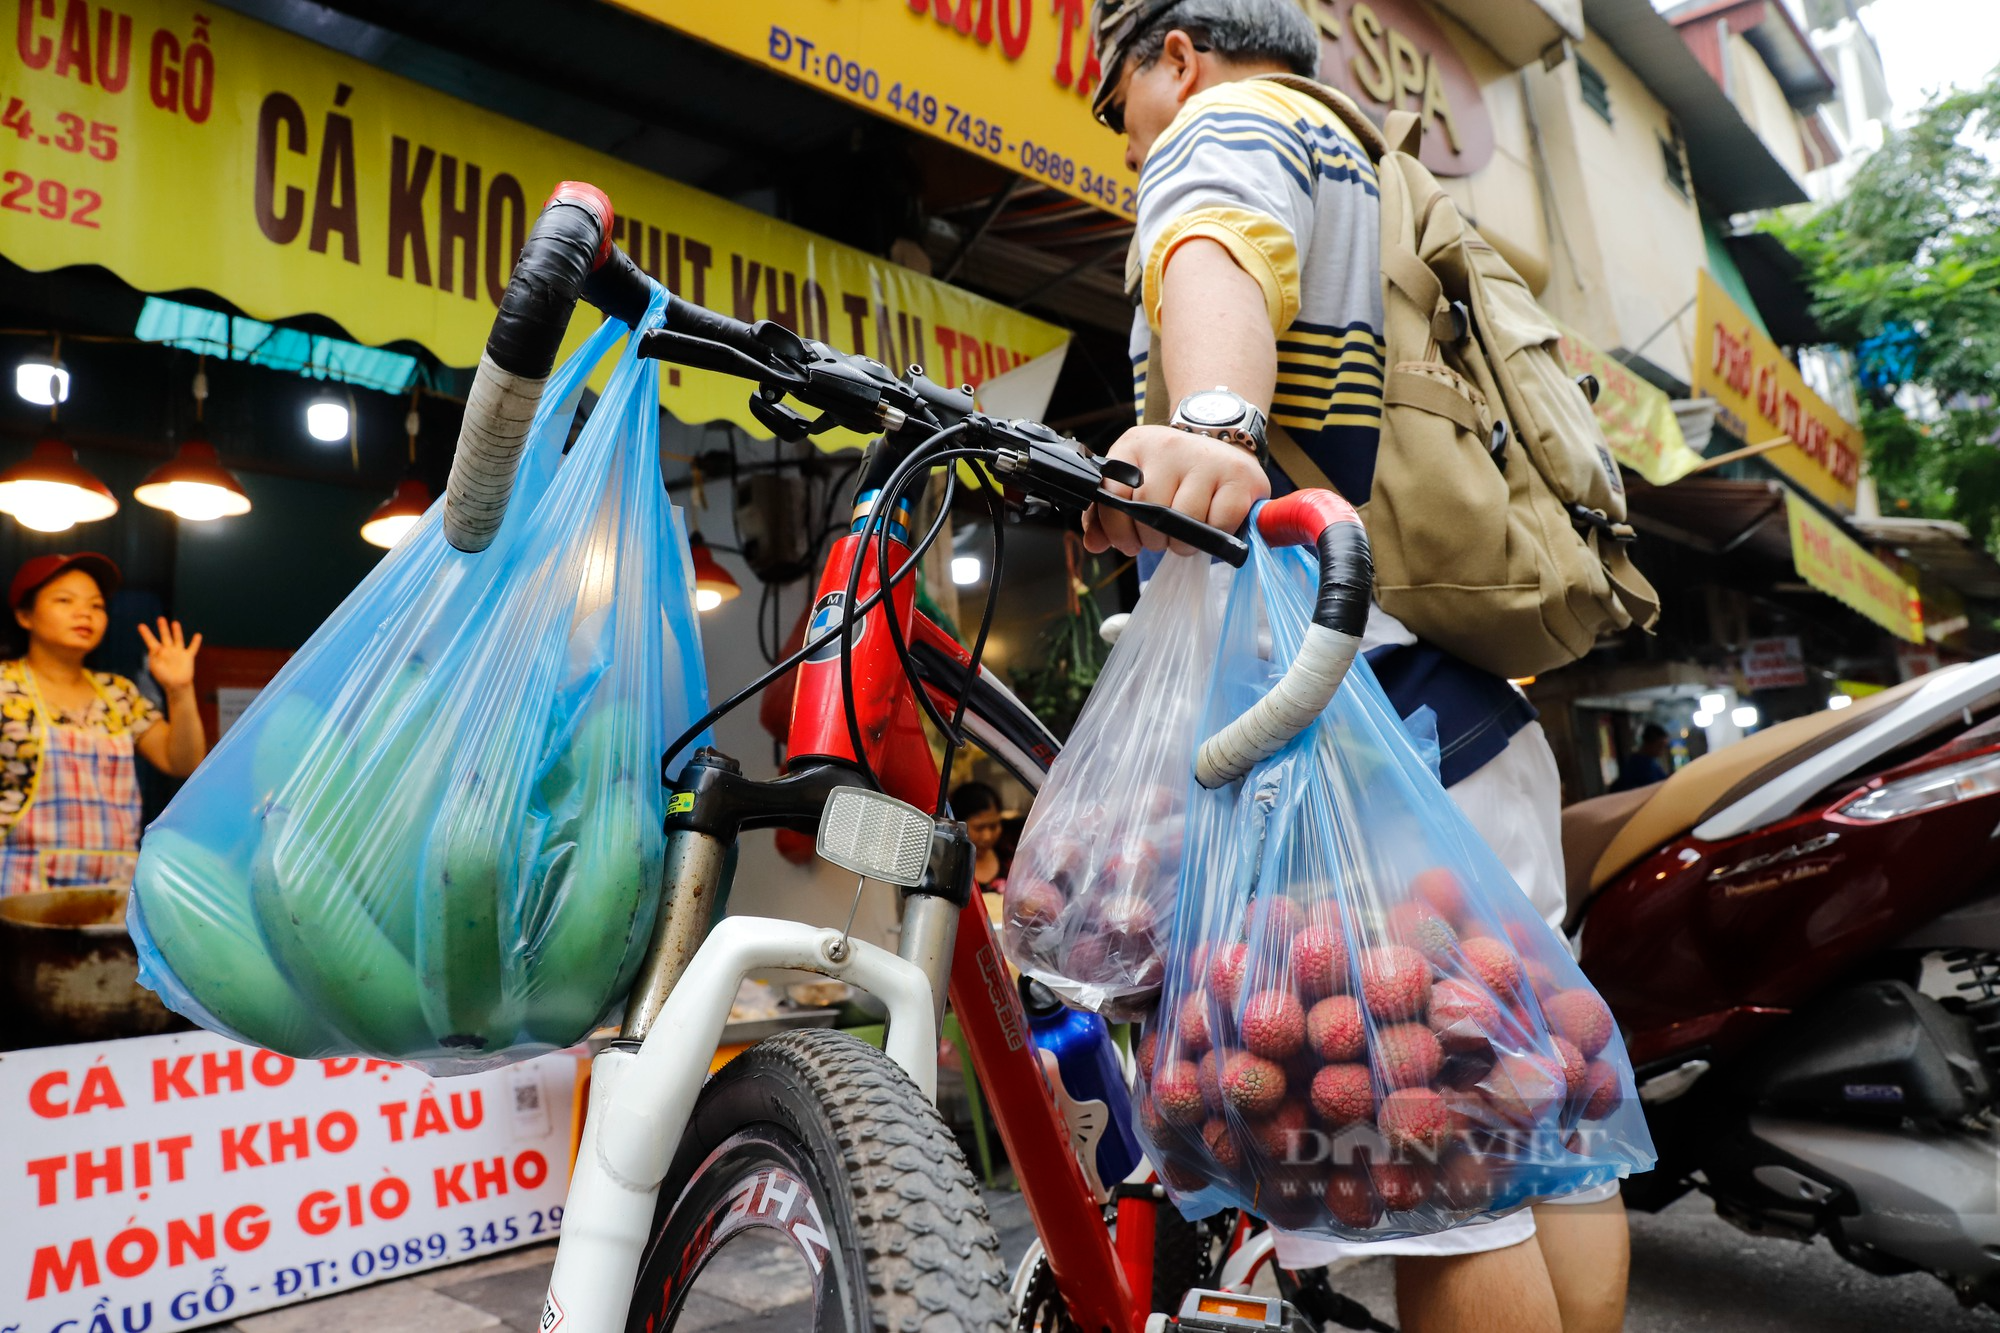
[{"x1": 138, "y1": 618, "x2": 203, "y2": 693}]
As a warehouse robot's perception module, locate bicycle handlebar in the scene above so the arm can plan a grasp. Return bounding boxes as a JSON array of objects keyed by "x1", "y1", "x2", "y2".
[
  {"x1": 445, "y1": 183, "x2": 1374, "y2": 784},
  {"x1": 1194, "y1": 491, "x2": 1371, "y2": 788}
]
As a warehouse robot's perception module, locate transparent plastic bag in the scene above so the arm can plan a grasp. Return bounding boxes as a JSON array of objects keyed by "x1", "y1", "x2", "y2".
[
  {"x1": 129, "y1": 290, "x2": 709, "y2": 1075},
  {"x1": 1132, "y1": 531, "x2": 1655, "y2": 1237},
  {"x1": 1001, "y1": 553, "x2": 1227, "y2": 1021}
]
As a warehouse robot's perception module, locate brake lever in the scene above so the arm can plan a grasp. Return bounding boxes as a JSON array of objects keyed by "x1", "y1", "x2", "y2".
[
  {"x1": 1094, "y1": 491, "x2": 1250, "y2": 567},
  {"x1": 636, "y1": 328, "x2": 807, "y2": 392},
  {"x1": 989, "y1": 427, "x2": 1250, "y2": 567}
]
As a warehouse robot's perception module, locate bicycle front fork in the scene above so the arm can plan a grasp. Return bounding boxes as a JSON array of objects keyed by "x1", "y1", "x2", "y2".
[
  {"x1": 620, "y1": 748, "x2": 972, "y2": 1043},
  {"x1": 540, "y1": 750, "x2": 971, "y2": 1332}
]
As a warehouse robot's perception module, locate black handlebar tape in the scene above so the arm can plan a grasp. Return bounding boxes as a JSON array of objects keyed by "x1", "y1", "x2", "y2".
[
  {"x1": 486, "y1": 183, "x2": 613, "y2": 378},
  {"x1": 581, "y1": 245, "x2": 654, "y2": 330},
  {"x1": 444, "y1": 181, "x2": 619, "y2": 553},
  {"x1": 1313, "y1": 523, "x2": 1374, "y2": 637},
  {"x1": 1255, "y1": 490, "x2": 1373, "y2": 637}
]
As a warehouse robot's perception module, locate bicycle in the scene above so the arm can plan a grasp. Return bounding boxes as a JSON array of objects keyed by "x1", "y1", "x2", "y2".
[{"x1": 442, "y1": 183, "x2": 1380, "y2": 1333}]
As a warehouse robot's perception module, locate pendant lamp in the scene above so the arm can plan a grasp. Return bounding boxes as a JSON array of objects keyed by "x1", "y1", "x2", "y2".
[
  {"x1": 362, "y1": 477, "x2": 431, "y2": 549},
  {"x1": 689, "y1": 533, "x2": 741, "y2": 612},
  {"x1": 361, "y1": 392, "x2": 431, "y2": 549},
  {"x1": 0, "y1": 438, "x2": 119, "y2": 533},
  {"x1": 0, "y1": 369, "x2": 116, "y2": 534},
  {"x1": 136, "y1": 362, "x2": 252, "y2": 521}
]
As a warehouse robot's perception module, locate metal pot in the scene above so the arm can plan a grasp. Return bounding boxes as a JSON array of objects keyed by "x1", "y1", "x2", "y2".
[{"x1": 0, "y1": 888, "x2": 186, "y2": 1047}]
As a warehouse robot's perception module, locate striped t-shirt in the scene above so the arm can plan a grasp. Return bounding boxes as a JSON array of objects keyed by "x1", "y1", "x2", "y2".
[
  {"x1": 1128, "y1": 76, "x2": 1532, "y2": 786},
  {"x1": 1129, "y1": 76, "x2": 1386, "y2": 503}
]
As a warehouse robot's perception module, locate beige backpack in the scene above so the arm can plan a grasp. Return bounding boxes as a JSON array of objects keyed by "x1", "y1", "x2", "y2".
[{"x1": 1141, "y1": 77, "x2": 1658, "y2": 679}]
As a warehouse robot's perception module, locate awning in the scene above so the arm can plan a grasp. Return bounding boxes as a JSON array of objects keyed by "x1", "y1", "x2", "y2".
[
  {"x1": 1625, "y1": 475, "x2": 1792, "y2": 562},
  {"x1": 1660, "y1": 1, "x2": 1838, "y2": 110},
  {"x1": 1626, "y1": 477, "x2": 1926, "y2": 643},
  {"x1": 1581, "y1": 0, "x2": 1809, "y2": 211},
  {"x1": 1848, "y1": 517, "x2": 2000, "y2": 603}
]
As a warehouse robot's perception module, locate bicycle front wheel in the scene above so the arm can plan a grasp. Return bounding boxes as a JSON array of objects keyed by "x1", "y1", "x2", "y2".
[{"x1": 626, "y1": 1027, "x2": 1011, "y2": 1333}]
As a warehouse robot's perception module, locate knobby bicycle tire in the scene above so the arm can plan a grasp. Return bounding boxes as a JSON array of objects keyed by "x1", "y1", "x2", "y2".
[{"x1": 627, "y1": 1027, "x2": 1011, "y2": 1333}]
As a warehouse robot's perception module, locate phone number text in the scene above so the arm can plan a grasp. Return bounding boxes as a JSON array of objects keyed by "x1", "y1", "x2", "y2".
[{"x1": 765, "y1": 25, "x2": 1134, "y2": 216}]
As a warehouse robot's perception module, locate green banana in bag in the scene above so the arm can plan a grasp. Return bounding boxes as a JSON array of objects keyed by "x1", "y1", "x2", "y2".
[{"x1": 131, "y1": 829, "x2": 333, "y2": 1056}]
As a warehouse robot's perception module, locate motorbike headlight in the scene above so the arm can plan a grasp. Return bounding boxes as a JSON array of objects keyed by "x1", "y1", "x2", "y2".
[{"x1": 1836, "y1": 749, "x2": 2000, "y2": 822}]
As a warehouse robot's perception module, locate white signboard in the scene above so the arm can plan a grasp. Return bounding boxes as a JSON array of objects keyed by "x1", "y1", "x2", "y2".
[
  {"x1": 0, "y1": 1030, "x2": 579, "y2": 1333},
  {"x1": 1742, "y1": 636, "x2": 1808, "y2": 691},
  {"x1": 212, "y1": 688, "x2": 261, "y2": 739}
]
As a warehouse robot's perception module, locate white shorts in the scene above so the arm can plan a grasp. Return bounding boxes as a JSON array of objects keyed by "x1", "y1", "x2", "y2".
[{"x1": 1273, "y1": 722, "x2": 1606, "y2": 1268}]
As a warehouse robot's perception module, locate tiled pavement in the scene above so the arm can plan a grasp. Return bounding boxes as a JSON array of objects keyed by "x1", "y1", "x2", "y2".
[{"x1": 210, "y1": 1185, "x2": 2000, "y2": 1331}]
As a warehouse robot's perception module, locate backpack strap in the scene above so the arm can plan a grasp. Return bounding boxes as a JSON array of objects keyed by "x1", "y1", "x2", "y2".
[{"x1": 1258, "y1": 74, "x2": 1388, "y2": 162}]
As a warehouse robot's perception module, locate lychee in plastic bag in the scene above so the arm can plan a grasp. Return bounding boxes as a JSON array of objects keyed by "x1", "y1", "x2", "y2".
[
  {"x1": 1132, "y1": 530, "x2": 1654, "y2": 1238},
  {"x1": 1001, "y1": 552, "x2": 1226, "y2": 1020}
]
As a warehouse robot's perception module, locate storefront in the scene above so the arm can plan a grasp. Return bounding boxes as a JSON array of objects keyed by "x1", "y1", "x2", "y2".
[{"x1": 0, "y1": 1, "x2": 1072, "y2": 1325}]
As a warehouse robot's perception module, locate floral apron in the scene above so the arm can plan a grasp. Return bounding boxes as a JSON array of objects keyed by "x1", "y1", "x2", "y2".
[{"x1": 0, "y1": 671, "x2": 142, "y2": 896}]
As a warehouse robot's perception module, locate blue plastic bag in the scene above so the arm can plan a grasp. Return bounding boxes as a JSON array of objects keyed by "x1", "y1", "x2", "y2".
[
  {"x1": 1132, "y1": 528, "x2": 1655, "y2": 1237},
  {"x1": 129, "y1": 289, "x2": 708, "y2": 1075}
]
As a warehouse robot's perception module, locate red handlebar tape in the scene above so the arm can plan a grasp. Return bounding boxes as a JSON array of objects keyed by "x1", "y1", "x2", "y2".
[
  {"x1": 542, "y1": 181, "x2": 616, "y2": 269},
  {"x1": 1256, "y1": 489, "x2": 1364, "y2": 547}
]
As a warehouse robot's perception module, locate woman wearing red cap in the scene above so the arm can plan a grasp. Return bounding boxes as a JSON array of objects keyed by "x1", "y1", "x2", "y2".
[{"x1": 0, "y1": 552, "x2": 207, "y2": 896}]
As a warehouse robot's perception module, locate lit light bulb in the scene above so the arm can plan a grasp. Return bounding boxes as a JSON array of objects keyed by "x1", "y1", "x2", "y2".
[
  {"x1": 1692, "y1": 709, "x2": 1715, "y2": 728},
  {"x1": 360, "y1": 512, "x2": 421, "y2": 548},
  {"x1": 1730, "y1": 704, "x2": 1760, "y2": 729},
  {"x1": 306, "y1": 392, "x2": 350, "y2": 442},
  {"x1": 1699, "y1": 692, "x2": 1726, "y2": 715},
  {"x1": 15, "y1": 360, "x2": 68, "y2": 406},
  {"x1": 0, "y1": 442, "x2": 117, "y2": 532},
  {"x1": 136, "y1": 442, "x2": 251, "y2": 522},
  {"x1": 694, "y1": 587, "x2": 724, "y2": 612},
  {"x1": 951, "y1": 555, "x2": 983, "y2": 586},
  {"x1": 146, "y1": 481, "x2": 241, "y2": 521},
  {"x1": 1828, "y1": 693, "x2": 1852, "y2": 711}
]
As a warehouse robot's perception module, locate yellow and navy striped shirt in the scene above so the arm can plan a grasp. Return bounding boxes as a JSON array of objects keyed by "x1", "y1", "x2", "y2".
[
  {"x1": 1129, "y1": 76, "x2": 1386, "y2": 503},
  {"x1": 1128, "y1": 77, "x2": 1535, "y2": 787}
]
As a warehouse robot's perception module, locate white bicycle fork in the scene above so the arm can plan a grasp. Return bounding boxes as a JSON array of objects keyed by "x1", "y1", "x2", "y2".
[{"x1": 538, "y1": 914, "x2": 938, "y2": 1332}]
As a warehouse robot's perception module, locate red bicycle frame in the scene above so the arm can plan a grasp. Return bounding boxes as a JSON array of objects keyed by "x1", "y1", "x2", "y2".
[{"x1": 785, "y1": 501, "x2": 1146, "y2": 1333}]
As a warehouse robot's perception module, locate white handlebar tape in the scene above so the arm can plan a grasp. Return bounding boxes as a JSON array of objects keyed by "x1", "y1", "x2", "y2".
[
  {"x1": 442, "y1": 352, "x2": 549, "y2": 553},
  {"x1": 1195, "y1": 623, "x2": 1361, "y2": 788}
]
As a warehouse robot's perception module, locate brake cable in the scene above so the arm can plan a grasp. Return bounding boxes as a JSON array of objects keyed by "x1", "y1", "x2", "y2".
[
  {"x1": 659, "y1": 437, "x2": 982, "y2": 774},
  {"x1": 836, "y1": 422, "x2": 976, "y2": 791}
]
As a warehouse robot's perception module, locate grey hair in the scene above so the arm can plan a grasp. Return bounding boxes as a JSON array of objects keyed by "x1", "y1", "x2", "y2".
[{"x1": 1125, "y1": 0, "x2": 1320, "y2": 78}]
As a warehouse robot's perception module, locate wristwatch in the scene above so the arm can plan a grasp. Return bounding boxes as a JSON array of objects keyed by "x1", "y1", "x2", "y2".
[{"x1": 1170, "y1": 387, "x2": 1268, "y2": 459}]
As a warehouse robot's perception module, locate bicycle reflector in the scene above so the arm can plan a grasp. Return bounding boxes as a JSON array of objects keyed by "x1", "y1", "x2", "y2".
[
  {"x1": 817, "y1": 787, "x2": 933, "y2": 887},
  {"x1": 1166, "y1": 1290, "x2": 1290, "y2": 1333}
]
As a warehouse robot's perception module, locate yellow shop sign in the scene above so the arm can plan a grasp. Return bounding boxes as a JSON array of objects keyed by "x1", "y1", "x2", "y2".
[
  {"x1": 1693, "y1": 270, "x2": 1861, "y2": 512},
  {"x1": 616, "y1": 1, "x2": 1139, "y2": 218},
  {"x1": 0, "y1": 0, "x2": 1067, "y2": 441},
  {"x1": 1785, "y1": 491, "x2": 1923, "y2": 644}
]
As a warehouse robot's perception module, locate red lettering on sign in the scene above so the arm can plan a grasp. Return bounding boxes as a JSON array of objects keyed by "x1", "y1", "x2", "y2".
[{"x1": 220, "y1": 1123, "x2": 265, "y2": 1172}]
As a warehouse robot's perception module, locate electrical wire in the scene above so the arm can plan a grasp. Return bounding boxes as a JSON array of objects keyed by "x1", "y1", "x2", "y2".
[
  {"x1": 837, "y1": 423, "x2": 975, "y2": 790},
  {"x1": 660, "y1": 440, "x2": 991, "y2": 774},
  {"x1": 872, "y1": 450, "x2": 998, "y2": 752},
  {"x1": 932, "y1": 461, "x2": 1006, "y2": 817}
]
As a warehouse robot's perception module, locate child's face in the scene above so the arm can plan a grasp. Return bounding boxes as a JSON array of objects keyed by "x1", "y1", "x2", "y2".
[{"x1": 965, "y1": 810, "x2": 1004, "y2": 852}]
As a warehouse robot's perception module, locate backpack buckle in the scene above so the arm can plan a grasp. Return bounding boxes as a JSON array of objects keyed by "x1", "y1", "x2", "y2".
[{"x1": 1568, "y1": 504, "x2": 1636, "y2": 543}]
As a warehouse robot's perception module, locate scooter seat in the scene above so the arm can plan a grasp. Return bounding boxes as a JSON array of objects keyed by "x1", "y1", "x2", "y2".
[{"x1": 1559, "y1": 676, "x2": 1933, "y2": 927}]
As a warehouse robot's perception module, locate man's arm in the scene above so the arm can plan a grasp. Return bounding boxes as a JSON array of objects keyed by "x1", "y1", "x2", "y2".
[{"x1": 1083, "y1": 238, "x2": 1275, "y2": 556}]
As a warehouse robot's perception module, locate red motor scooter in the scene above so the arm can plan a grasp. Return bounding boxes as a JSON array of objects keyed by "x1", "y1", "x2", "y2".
[{"x1": 1561, "y1": 656, "x2": 2000, "y2": 1311}]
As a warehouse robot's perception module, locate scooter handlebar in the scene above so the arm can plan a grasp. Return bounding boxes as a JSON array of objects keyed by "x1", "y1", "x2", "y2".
[{"x1": 1195, "y1": 490, "x2": 1372, "y2": 789}]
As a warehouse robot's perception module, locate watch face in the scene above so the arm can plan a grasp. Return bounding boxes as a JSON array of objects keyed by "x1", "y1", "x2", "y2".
[{"x1": 1182, "y1": 390, "x2": 1242, "y2": 427}]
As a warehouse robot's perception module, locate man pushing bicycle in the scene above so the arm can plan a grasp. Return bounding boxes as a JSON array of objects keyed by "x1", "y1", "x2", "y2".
[{"x1": 1080, "y1": 3, "x2": 1630, "y2": 1329}]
